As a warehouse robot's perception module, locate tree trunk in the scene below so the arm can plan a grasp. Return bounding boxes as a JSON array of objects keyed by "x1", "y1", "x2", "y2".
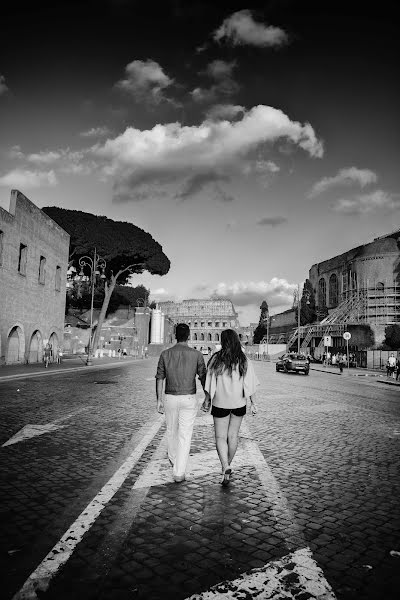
[{"x1": 91, "y1": 275, "x2": 117, "y2": 353}]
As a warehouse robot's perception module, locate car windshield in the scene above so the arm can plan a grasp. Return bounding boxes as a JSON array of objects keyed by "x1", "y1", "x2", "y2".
[{"x1": 288, "y1": 354, "x2": 306, "y2": 360}]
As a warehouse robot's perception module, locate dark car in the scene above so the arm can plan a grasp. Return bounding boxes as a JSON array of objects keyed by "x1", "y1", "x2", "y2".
[{"x1": 276, "y1": 352, "x2": 310, "y2": 375}]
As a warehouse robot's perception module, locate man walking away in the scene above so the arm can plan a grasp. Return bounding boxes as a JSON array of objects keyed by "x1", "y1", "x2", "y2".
[
  {"x1": 388, "y1": 353, "x2": 396, "y2": 379},
  {"x1": 155, "y1": 323, "x2": 207, "y2": 483}
]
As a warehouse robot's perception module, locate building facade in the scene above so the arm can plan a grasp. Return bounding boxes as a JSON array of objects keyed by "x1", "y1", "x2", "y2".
[
  {"x1": 0, "y1": 190, "x2": 70, "y2": 364},
  {"x1": 158, "y1": 298, "x2": 246, "y2": 351}
]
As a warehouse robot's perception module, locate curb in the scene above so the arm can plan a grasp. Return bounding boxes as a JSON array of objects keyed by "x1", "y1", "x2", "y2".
[{"x1": 377, "y1": 379, "x2": 400, "y2": 387}]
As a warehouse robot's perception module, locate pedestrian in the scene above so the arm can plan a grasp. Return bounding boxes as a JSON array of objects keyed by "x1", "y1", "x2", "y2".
[
  {"x1": 202, "y1": 329, "x2": 259, "y2": 486},
  {"x1": 331, "y1": 354, "x2": 337, "y2": 367},
  {"x1": 55, "y1": 347, "x2": 62, "y2": 364},
  {"x1": 396, "y1": 357, "x2": 400, "y2": 381},
  {"x1": 117, "y1": 348, "x2": 121, "y2": 360},
  {"x1": 388, "y1": 353, "x2": 396, "y2": 379},
  {"x1": 44, "y1": 343, "x2": 51, "y2": 368},
  {"x1": 155, "y1": 323, "x2": 207, "y2": 483},
  {"x1": 338, "y1": 353, "x2": 346, "y2": 373},
  {"x1": 122, "y1": 348, "x2": 127, "y2": 358}
]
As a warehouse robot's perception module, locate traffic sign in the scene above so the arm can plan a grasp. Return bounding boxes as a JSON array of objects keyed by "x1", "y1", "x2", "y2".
[
  {"x1": 323, "y1": 335, "x2": 332, "y2": 347},
  {"x1": 343, "y1": 332, "x2": 351, "y2": 341}
]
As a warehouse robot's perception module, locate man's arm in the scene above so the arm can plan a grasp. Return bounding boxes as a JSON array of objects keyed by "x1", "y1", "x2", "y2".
[
  {"x1": 156, "y1": 378, "x2": 164, "y2": 413},
  {"x1": 155, "y1": 353, "x2": 166, "y2": 413}
]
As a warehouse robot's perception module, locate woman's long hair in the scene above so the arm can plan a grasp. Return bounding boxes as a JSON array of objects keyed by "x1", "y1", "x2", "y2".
[{"x1": 208, "y1": 329, "x2": 247, "y2": 378}]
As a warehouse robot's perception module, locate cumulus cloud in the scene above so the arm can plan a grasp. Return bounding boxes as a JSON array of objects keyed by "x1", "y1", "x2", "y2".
[
  {"x1": 332, "y1": 190, "x2": 400, "y2": 215},
  {"x1": 203, "y1": 278, "x2": 296, "y2": 308},
  {"x1": 8, "y1": 146, "x2": 92, "y2": 175},
  {"x1": 205, "y1": 104, "x2": 245, "y2": 120},
  {"x1": 176, "y1": 172, "x2": 230, "y2": 201},
  {"x1": 310, "y1": 167, "x2": 378, "y2": 197},
  {"x1": 191, "y1": 60, "x2": 239, "y2": 104},
  {"x1": 214, "y1": 10, "x2": 288, "y2": 48},
  {"x1": 115, "y1": 59, "x2": 176, "y2": 105},
  {"x1": 80, "y1": 126, "x2": 112, "y2": 138},
  {"x1": 257, "y1": 216, "x2": 287, "y2": 227},
  {"x1": 93, "y1": 104, "x2": 323, "y2": 201},
  {"x1": 0, "y1": 169, "x2": 57, "y2": 188},
  {"x1": 0, "y1": 75, "x2": 9, "y2": 95}
]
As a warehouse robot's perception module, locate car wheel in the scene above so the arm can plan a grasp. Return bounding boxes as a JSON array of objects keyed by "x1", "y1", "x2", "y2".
[{"x1": 276, "y1": 365, "x2": 279, "y2": 371}]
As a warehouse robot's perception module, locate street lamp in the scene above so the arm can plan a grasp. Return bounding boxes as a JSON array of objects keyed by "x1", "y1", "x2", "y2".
[{"x1": 78, "y1": 248, "x2": 106, "y2": 366}]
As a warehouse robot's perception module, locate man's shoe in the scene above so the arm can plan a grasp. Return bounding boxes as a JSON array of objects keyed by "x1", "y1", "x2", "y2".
[{"x1": 173, "y1": 475, "x2": 185, "y2": 483}]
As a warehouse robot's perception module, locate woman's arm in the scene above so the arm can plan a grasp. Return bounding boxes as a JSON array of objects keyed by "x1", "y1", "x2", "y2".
[{"x1": 249, "y1": 394, "x2": 258, "y2": 415}]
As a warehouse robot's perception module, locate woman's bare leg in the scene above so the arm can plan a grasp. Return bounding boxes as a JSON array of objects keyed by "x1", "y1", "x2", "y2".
[
  {"x1": 213, "y1": 415, "x2": 230, "y2": 472},
  {"x1": 227, "y1": 414, "x2": 244, "y2": 465}
]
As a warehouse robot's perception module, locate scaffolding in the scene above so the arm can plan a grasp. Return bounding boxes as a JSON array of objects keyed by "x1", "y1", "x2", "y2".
[{"x1": 286, "y1": 280, "x2": 400, "y2": 352}]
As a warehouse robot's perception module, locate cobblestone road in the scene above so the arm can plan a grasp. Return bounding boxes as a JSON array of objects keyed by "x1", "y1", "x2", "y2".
[{"x1": 0, "y1": 358, "x2": 399, "y2": 600}]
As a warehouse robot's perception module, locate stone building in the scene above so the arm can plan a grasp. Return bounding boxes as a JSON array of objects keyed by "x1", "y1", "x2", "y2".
[
  {"x1": 0, "y1": 190, "x2": 69, "y2": 364},
  {"x1": 158, "y1": 298, "x2": 246, "y2": 352}
]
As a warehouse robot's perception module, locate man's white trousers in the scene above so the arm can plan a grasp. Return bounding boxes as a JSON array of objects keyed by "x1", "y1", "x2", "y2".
[{"x1": 164, "y1": 394, "x2": 198, "y2": 478}]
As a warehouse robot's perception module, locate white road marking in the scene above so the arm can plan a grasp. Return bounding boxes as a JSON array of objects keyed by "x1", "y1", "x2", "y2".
[
  {"x1": 241, "y1": 419, "x2": 305, "y2": 550},
  {"x1": 11, "y1": 416, "x2": 164, "y2": 600},
  {"x1": 185, "y1": 547, "x2": 337, "y2": 599},
  {"x1": 2, "y1": 408, "x2": 91, "y2": 447}
]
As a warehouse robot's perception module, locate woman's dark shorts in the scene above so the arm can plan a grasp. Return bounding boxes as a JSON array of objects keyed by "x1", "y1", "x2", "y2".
[{"x1": 211, "y1": 405, "x2": 246, "y2": 418}]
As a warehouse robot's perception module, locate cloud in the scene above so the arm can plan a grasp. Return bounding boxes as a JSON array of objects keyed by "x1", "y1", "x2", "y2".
[
  {"x1": 0, "y1": 75, "x2": 9, "y2": 96},
  {"x1": 257, "y1": 216, "x2": 287, "y2": 227},
  {"x1": 205, "y1": 104, "x2": 245, "y2": 120},
  {"x1": 115, "y1": 59, "x2": 176, "y2": 105},
  {"x1": 80, "y1": 126, "x2": 112, "y2": 138},
  {"x1": 176, "y1": 172, "x2": 230, "y2": 201},
  {"x1": 214, "y1": 10, "x2": 288, "y2": 48},
  {"x1": 93, "y1": 104, "x2": 323, "y2": 201},
  {"x1": 331, "y1": 190, "x2": 400, "y2": 215},
  {"x1": 8, "y1": 146, "x2": 93, "y2": 175},
  {"x1": 0, "y1": 168, "x2": 57, "y2": 188},
  {"x1": 310, "y1": 167, "x2": 378, "y2": 197},
  {"x1": 202, "y1": 278, "x2": 296, "y2": 308},
  {"x1": 191, "y1": 59, "x2": 239, "y2": 104}
]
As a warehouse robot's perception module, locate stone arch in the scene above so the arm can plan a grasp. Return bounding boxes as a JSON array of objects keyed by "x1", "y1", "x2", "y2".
[
  {"x1": 200, "y1": 333, "x2": 204, "y2": 341},
  {"x1": 329, "y1": 273, "x2": 338, "y2": 306},
  {"x1": 318, "y1": 278, "x2": 327, "y2": 308},
  {"x1": 7, "y1": 325, "x2": 25, "y2": 364},
  {"x1": 48, "y1": 332, "x2": 59, "y2": 361},
  {"x1": 207, "y1": 333, "x2": 212, "y2": 341},
  {"x1": 214, "y1": 333, "x2": 220, "y2": 341},
  {"x1": 28, "y1": 330, "x2": 44, "y2": 363},
  {"x1": 193, "y1": 332, "x2": 198, "y2": 341}
]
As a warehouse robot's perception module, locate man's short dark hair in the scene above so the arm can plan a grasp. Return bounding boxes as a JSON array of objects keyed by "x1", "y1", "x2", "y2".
[{"x1": 176, "y1": 323, "x2": 190, "y2": 342}]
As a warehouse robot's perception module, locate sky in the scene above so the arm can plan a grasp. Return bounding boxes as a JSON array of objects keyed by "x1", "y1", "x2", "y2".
[{"x1": 0, "y1": 0, "x2": 399, "y2": 325}]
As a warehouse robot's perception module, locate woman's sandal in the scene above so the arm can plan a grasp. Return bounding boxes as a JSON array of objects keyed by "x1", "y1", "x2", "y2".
[{"x1": 221, "y1": 467, "x2": 232, "y2": 486}]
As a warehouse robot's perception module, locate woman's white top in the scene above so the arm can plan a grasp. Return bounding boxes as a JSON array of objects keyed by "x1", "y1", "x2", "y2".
[{"x1": 205, "y1": 360, "x2": 259, "y2": 409}]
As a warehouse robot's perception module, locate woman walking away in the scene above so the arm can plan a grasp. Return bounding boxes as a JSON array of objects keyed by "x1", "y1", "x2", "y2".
[{"x1": 202, "y1": 329, "x2": 259, "y2": 486}]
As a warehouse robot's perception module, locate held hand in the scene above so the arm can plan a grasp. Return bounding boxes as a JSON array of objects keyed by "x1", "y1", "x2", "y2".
[{"x1": 201, "y1": 400, "x2": 211, "y2": 413}]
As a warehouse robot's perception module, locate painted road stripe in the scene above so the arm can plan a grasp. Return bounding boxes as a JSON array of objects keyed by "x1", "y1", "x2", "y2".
[
  {"x1": 11, "y1": 416, "x2": 164, "y2": 600},
  {"x1": 185, "y1": 547, "x2": 336, "y2": 600},
  {"x1": 241, "y1": 420, "x2": 305, "y2": 550},
  {"x1": 2, "y1": 407, "x2": 92, "y2": 447}
]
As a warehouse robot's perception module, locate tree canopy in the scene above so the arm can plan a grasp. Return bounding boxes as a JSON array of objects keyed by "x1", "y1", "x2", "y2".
[{"x1": 42, "y1": 207, "x2": 170, "y2": 281}]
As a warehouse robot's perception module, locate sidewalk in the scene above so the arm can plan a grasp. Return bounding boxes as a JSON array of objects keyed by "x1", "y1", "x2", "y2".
[
  {"x1": 0, "y1": 354, "x2": 145, "y2": 381},
  {"x1": 310, "y1": 364, "x2": 400, "y2": 386}
]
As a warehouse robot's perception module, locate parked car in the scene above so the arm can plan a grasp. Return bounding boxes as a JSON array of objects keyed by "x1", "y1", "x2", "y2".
[{"x1": 276, "y1": 352, "x2": 310, "y2": 375}]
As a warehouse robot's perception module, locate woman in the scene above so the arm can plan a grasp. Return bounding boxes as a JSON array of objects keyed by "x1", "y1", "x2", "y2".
[{"x1": 202, "y1": 329, "x2": 259, "y2": 486}]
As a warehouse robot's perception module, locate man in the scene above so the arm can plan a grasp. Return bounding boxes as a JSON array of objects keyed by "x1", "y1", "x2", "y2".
[
  {"x1": 388, "y1": 353, "x2": 396, "y2": 379},
  {"x1": 155, "y1": 323, "x2": 207, "y2": 483}
]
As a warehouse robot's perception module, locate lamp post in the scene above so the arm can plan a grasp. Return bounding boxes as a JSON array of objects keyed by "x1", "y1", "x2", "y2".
[{"x1": 78, "y1": 248, "x2": 106, "y2": 366}]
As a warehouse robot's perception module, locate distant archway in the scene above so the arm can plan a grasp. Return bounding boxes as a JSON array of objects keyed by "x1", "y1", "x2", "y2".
[
  {"x1": 28, "y1": 330, "x2": 43, "y2": 363},
  {"x1": 7, "y1": 326, "x2": 24, "y2": 364},
  {"x1": 49, "y1": 332, "x2": 59, "y2": 360},
  {"x1": 318, "y1": 278, "x2": 327, "y2": 308}
]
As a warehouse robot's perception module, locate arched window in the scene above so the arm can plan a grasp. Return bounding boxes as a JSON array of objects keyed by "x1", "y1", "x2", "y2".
[
  {"x1": 215, "y1": 333, "x2": 219, "y2": 341},
  {"x1": 194, "y1": 321, "x2": 198, "y2": 328},
  {"x1": 377, "y1": 281, "x2": 385, "y2": 292},
  {"x1": 329, "y1": 273, "x2": 338, "y2": 306},
  {"x1": 193, "y1": 333, "x2": 197, "y2": 341},
  {"x1": 318, "y1": 278, "x2": 327, "y2": 308},
  {"x1": 200, "y1": 333, "x2": 204, "y2": 341},
  {"x1": 207, "y1": 333, "x2": 212, "y2": 341}
]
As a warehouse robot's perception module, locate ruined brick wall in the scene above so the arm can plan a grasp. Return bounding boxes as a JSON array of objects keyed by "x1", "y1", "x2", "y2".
[{"x1": 0, "y1": 190, "x2": 70, "y2": 364}]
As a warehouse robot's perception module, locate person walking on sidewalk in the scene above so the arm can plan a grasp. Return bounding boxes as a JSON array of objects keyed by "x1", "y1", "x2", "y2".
[
  {"x1": 388, "y1": 353, "x2": 396, "y2": 379},
  {"x1": 44, "y1": 343, "x2": 51, "y2": 368},
  {"x1": 155, "y1": 323, "x2": 207, "y2": 483},
  {"x1": 202, "y1": 329, "x2": 259, "y2": 486},
  {"x1": 338, "y1": 353, "x2": 346, "y2": 374}
]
